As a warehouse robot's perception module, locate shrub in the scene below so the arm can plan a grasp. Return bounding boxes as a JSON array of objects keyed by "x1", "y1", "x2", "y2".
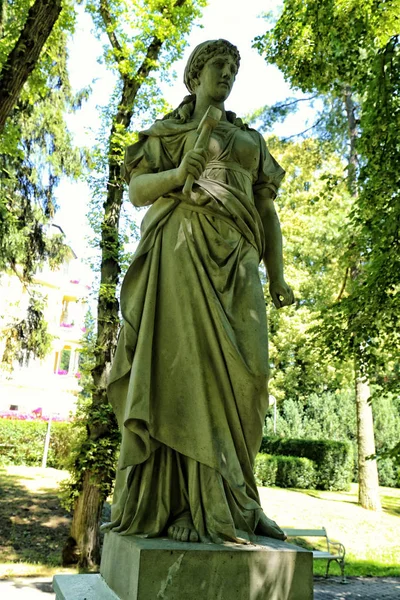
[
  {"x1": 254, "y1": 454, "x2": 278, "y2": 486},
  {"x1": 260, "y1": 437, "x2": 353, "y2": 491},
  {"x1": 254, "y1": 453, "x2": 317, "y2": 489},
  {"x1": 0, "y1": 420, "x2": 79, "y2": 469},
  {"x1": 275, "y1": 455, "x2": 317, "y2": 489}
]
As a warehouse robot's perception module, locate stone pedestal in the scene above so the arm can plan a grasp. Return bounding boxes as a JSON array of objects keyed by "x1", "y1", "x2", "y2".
[{"x1": 54, "y1": 532, "x2": 312, "y2": 600}]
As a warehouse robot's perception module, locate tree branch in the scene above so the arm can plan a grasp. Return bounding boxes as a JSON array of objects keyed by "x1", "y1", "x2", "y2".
[
  {"x1": 274, "y1": 94, "x2": 318, "y2": 110},
  {"x1": 99, "y1": 0, "x2": 122, "y2": 56},
  {"x1": 336, "y1": 267, "x2": 349, "y2": 301},
  {"x1": 282, "y1": 117, "x2": 323, "y2": 141},
  {"x1": 0, "y1": 0, "x2": 62, "y2": 133}
]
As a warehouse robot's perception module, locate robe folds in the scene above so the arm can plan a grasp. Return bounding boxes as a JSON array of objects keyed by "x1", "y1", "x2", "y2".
[{"x1": 106, "y1": 116, "x2": 285, "y2": 543}]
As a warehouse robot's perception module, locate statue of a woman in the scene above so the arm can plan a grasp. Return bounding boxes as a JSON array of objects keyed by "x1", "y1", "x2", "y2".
[{"x1": 106, "y1": 39, "x2": 294, "y2": 545}]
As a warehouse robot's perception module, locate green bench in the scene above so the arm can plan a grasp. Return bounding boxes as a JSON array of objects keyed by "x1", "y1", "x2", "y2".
[{"x1": 283, "y1": 527, "x2": 346, "y2": 582}]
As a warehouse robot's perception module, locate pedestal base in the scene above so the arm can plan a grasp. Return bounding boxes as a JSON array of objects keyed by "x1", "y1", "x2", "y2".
[
  {"x1": 53, "y1": 573, "x2": 118, "y2": 599},
  {"x1": 101, "y1": 532, "x2": 312, "y2": 599},
  {"x1": 54, "y1": 532, "x2": 312, "y2": 600}
]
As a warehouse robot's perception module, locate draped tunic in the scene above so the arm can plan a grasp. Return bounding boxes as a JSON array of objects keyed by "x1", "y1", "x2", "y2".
[{"x1": 106, "y1": 116, "x2": 285, "y2": 543}]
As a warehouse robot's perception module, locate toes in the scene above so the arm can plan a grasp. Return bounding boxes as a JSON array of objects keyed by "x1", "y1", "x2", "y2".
[
  {"x1": 167, "y1": 525, "x2": 173, "y2": 538},
  {"x1": 189, "y1": 529, "x2": 199, "y2": 542},
  {"x1": 180, "y1": 527, "x2": 190, "y2": 542},
  {"x1": 167, "y1": 521, "x2": 198, "y2": 543}
]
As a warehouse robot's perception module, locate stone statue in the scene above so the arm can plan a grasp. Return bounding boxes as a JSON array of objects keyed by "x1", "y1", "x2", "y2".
[{"x1": 105, "y1": 39, "x2": 294, "y2": 546}]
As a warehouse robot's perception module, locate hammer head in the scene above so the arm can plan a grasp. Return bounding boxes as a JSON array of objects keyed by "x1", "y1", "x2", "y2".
[{"x1": 197, "y1": 105, "x2": 222, "y2": 133}]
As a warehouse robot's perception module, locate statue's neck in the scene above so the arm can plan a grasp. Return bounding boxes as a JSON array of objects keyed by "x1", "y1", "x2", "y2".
[{"x1": 192, "y1": 97, "x2": 227, "y2": 122}]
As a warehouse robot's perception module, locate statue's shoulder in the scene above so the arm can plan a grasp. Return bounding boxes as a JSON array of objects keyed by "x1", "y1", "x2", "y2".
[{"x1": 141, "y1": 118, "x2": 197, "y2": 139}]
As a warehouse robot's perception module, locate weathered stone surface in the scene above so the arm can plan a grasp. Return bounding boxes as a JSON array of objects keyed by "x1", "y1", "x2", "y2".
[
  {"x1": 105, "y1": 39, "x2": 294, "y2": 546},
  {"x1": 99, "y1": 531, "x2": 313, "y2": 600},
  {"x1": 53, "y1": 573, "x2": 119, "y2": 600}
]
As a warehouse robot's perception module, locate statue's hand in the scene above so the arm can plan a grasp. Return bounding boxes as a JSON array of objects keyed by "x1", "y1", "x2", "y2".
[
  {"x1": 176, "y1": 148, "x2": 208, "y2": 187},
  {"x1": 269, "y1": 279, "x2": 295, "y2": 309}
]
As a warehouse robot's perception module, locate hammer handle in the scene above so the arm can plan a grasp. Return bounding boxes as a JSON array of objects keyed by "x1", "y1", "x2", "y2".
[
  {"x1": 183, "y1": 173, "x2": 195, "y2": 196},
  {"x1": 183, "y1": 125, "x2": 212, "y2": 196}
]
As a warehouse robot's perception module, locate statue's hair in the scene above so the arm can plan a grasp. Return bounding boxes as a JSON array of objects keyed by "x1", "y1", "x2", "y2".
[
  {"x1": 184, "y1": 39, "x2": 241, "y2": 94},
  {"x1": 163, "y1": 39, "x2": 242, "y2": 125}
]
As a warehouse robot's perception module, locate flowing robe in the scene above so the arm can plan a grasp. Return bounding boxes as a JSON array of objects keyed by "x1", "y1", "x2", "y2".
[{"x1": 106, "y1": 117, "x2": 285, "y2": 542}]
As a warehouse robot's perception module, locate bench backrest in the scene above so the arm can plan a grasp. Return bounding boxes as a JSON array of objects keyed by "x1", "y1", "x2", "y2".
[{"x1": 283, "y1": 528, "x2": 327, "y2": 537}]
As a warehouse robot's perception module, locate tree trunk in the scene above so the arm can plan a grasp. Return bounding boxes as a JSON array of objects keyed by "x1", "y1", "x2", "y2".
[
  {"x1": 63, "y1": 179, "x2": 124, "y2": 569},
  {"x1": 355, "y1": 373, "x2": 381, "y2": 510},
  {"x1": 63, "y1": 471, "x2": 103, "y2": 568},
  {"x1": 344, "y1": 87, "x2": 381, "y2": 511},
  {"x1": 0, "y1": 0, "x2": 62, "y2": 133},
  {"x1": 63, "y1": 8, "x2": 171, "y2": 567}
]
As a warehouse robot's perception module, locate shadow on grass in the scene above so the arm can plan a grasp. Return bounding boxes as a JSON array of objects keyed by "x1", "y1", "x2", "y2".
[
  {"x1": 291, "y1": 489, "x2": 357, "y2": 506},
  {"x1": 293, "y1": 488, "x2": 400, "y2": 518},
  {"x1": 381, "y1": 494, "x2": 400, "y2": 517},
  {"x1": 0, "y1": 469, "x2": 71, "y2": 567}
]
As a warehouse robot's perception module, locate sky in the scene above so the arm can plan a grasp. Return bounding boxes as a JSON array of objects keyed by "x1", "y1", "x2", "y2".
[{"x1": 55, "y1": 0, "x2": 313, "y2": 261}]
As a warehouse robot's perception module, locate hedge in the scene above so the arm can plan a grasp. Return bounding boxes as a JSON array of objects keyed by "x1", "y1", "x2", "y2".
[
  {"x1": 254, "y1": 453, "x2": 316, "y2": 489},
  {"x1": 259, "y1": 437, "x2": 353, "y2": 491},
  {"x1": 0, "y1": 420, "x2": 80, "y2": 469}
]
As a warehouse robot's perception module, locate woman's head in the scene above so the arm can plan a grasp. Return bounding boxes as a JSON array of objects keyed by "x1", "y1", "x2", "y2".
[{"x1": 183, "y1": 39, "x2": 241, "y2": 95}]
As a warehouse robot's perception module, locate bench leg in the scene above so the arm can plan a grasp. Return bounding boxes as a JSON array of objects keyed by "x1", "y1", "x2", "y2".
[
  {"x1": 325, "y1": 559, "x2": 346, "y2": 583},
  {"x1": 338, "y1": 559, "x2": 346, "y2": 584},
  {"x1": 325, "y1": 560, "x2": 331, "y2": 579}
]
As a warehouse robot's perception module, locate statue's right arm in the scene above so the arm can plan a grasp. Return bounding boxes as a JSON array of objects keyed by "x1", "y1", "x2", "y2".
[{"x1": 129, "y1": 148, "x2": 208, "y2": 207}]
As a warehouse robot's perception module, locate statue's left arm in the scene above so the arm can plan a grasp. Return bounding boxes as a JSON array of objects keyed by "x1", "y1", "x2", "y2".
[{"x1": 255, "y1": 190, "x2": 294, "y2": 309}]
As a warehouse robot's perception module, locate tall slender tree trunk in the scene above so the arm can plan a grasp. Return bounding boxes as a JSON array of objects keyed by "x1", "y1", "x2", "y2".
[
  {"x1": 344, "y1": 86, "x2": 381, "y2": 511},
  {"x1": 355, "y1": 369, "x2": 381, "y2": 510},
  {"x1": 0, "y1": 0, "x2": 62, "y2": 133}
]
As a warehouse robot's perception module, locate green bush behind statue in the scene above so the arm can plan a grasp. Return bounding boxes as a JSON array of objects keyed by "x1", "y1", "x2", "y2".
[
  {"x1": 0, "y1": 420, "x2": 81, "y2": 469},
  {"x1": 258, "y1": 437, "x2": 354, "y2": 491}
]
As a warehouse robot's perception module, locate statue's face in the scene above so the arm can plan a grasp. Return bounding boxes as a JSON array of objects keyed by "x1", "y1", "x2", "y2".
[{"x1": 195, "y1": 53, "x2": 238, "y2": 102}]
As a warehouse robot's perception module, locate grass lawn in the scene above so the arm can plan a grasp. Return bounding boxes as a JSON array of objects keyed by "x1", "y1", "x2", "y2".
[
  {"x1": 0, "y1": 465, "x2": 399, "y2": 579},
  {"x1": 259, "y1": 483, "x2": 400, "y2": 577},
  {"x1": 0, "y1": 466, "x2": 76, "y2": 579}
]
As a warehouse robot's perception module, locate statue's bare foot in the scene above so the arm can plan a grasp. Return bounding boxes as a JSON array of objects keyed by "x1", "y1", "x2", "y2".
[
  {"x1": 168, "y1": 513, "x2": 199, "y2": 542},
  {"x1": 256, "y1": 512, "x2": 287, "y2": 541}
]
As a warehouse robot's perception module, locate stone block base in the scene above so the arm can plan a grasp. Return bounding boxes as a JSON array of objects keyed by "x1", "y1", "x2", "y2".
[
  {"x1": 98, "y1": 532, "x2": 313, "y2": 599},
  {"x1": 53, "y1": 573, "x2": 118, "y2": 599}
]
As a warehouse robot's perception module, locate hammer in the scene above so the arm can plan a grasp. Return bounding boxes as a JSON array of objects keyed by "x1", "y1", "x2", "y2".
[{"x1": 182, "y1": 105, "x2": 222, "y2": 196}]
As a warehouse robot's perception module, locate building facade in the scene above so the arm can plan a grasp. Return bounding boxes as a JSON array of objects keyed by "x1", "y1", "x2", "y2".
[{"x1": 0, "y1": 244, "x2": 91, "y2": 418}]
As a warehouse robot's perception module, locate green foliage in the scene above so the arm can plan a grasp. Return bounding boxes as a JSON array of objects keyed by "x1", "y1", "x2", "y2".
[
  {"x1": 60, "y1": 310, "x2": 120, "y2": 510},
  {"x1": 372, "y1": 396, "x2": 400, "y2": 487},
  {"x1": 265, "y1": 391, "x2": 356, "y2": 441},
  {"x1": 254, "y1": 453, "x2": 316, "y2": 489},
  {"x1": 255, "y1": 0, "x2": 400, "y2": 468},
  {"x1": 0, "y1": 420, "x2": 79, "y2": 469},
  {"x1": 265, "y1": 392, "x2": 400, "y2": 488},
  {"x1": 254, "y1": 453, "x2": 278, "y2": 487},
  {"x1": 1, "y1": 292, "x2": 53, "y2": 370},
  {"x1": 0, "y1": 1, "x2": 89, "y2": 369},
  {"x1": 263, "y1": 137, "x2": 353, "y2": 402},
  {"x1": 260, "y1": 436, "x2": 353, "y2": 491},
  {"x1": 275, "y1": 455, "x2": 316, "y2": 489},
  {"x1": 255, "y1": 1, "x2": 400, "y2": 385},
  {"x1": 253, "y1": 0, "x2": 398, "y2": 95},
  {"x1": 0, "y1": 0, "x2": 86, "y2": 281}
]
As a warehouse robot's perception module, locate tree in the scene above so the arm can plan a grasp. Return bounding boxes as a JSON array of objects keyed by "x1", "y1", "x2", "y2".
[
  {"x1": 0, "y1": 0, "x2": 63, "y2": 132},
  {"x1": 252, "y1": 135, "x2": 353, "y2": 404},
  {"x1": 254, "y1": 0, "x2": 400, "y2": 509},
  {"x1": 63, "y1": 0, "x2": 206, "y2": 569},
  {"x1": 0, "y1": 1, "x2": 86, "y2": 366}
]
